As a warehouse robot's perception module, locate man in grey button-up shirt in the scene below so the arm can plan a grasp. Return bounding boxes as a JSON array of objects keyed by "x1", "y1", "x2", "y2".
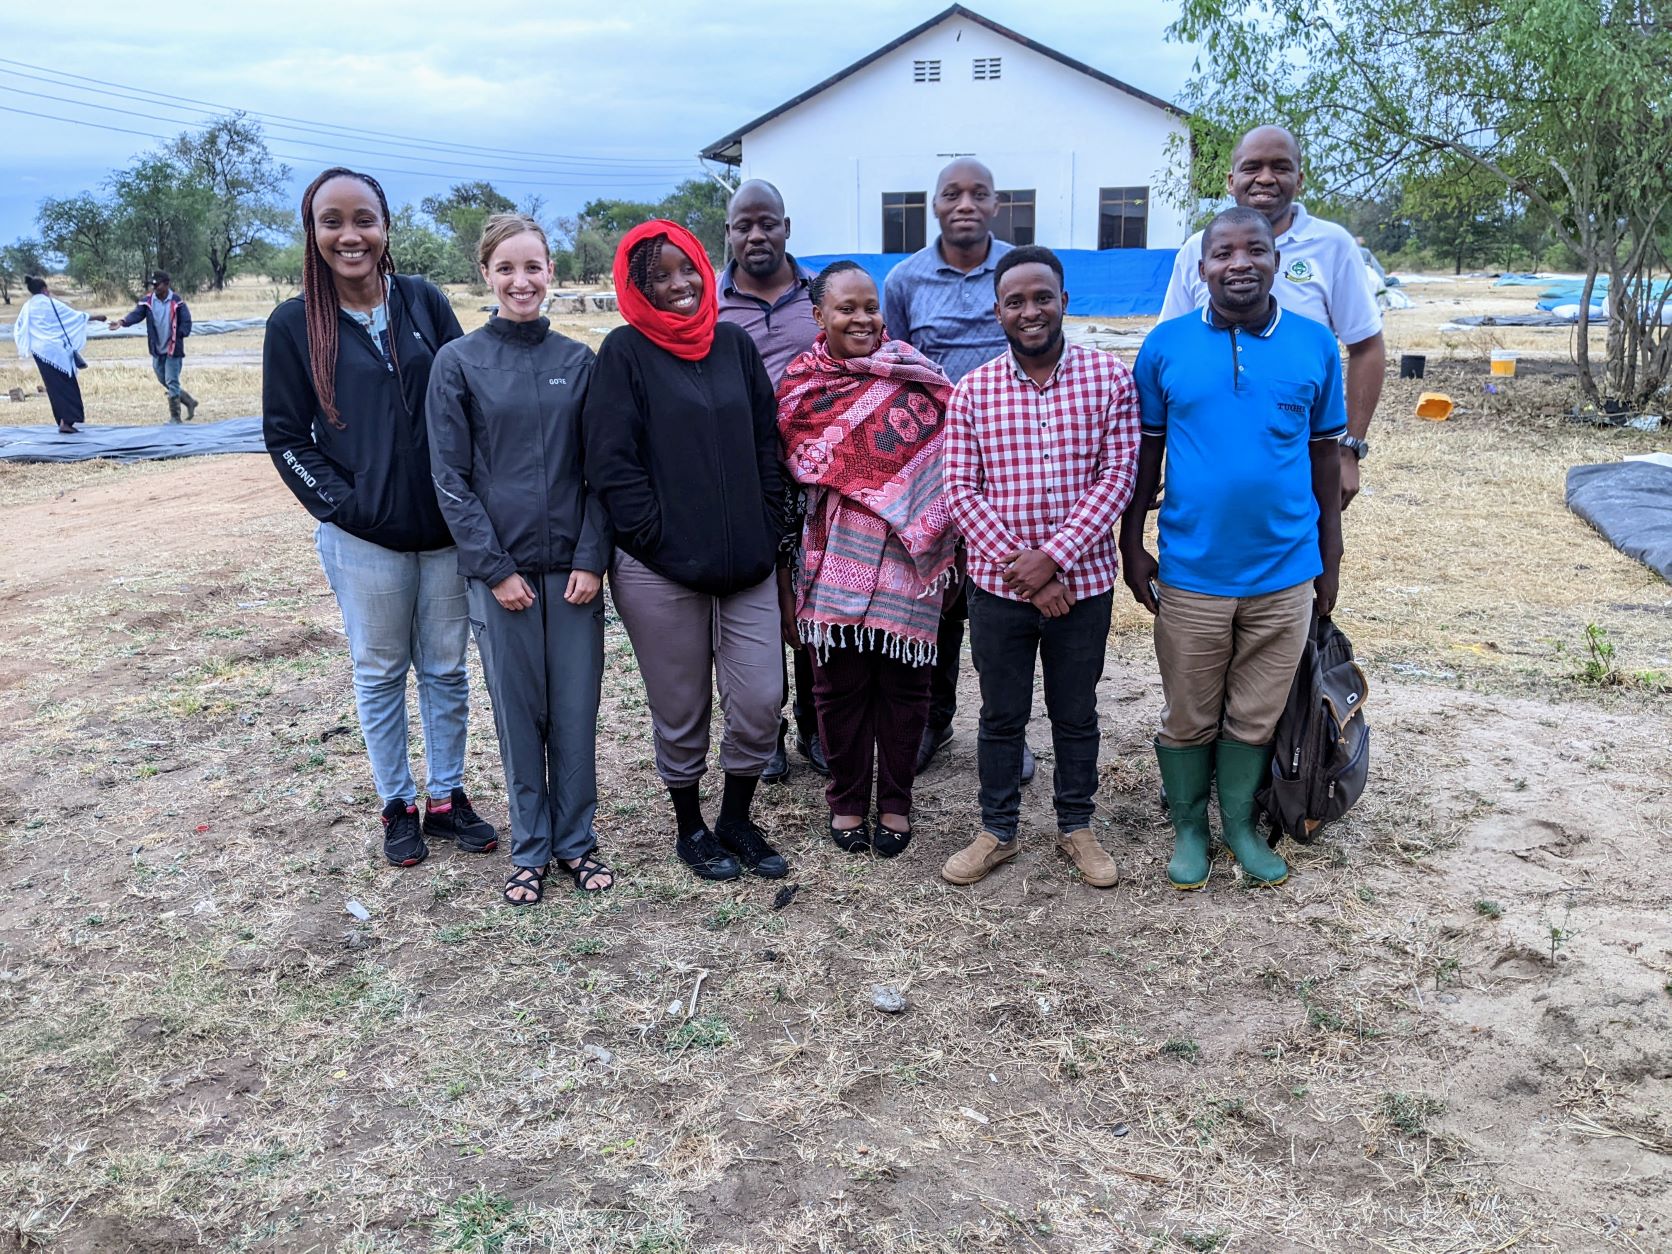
[
  {"x1": 883, "y1": 159, "x2": 1014, "y2": 386},
  {"x1": 882, "y1": 159, "x2": 1033, "y2": 782}
]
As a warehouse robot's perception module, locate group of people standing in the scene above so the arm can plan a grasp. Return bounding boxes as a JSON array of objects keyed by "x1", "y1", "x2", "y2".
[
  {"x1": 13, "y1": 270, "x2": 199, "y2": 432},
  {"x1": 260, "y1": 121, "x2": 1381, "y2": 906}
]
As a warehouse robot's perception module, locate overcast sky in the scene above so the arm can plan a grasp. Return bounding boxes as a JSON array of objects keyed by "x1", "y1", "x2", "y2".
[{"x1": 1, "y1": 0, "x2": 1198, "y2": 245}]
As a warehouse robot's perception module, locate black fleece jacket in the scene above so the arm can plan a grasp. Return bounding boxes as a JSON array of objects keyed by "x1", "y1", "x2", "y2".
[
  {"x1": 426, "y1": 316, "x2": 610, "y2": 586},
  {"x1": 581, "y1": 320, "x2": 789, "y2": 597},
  {"x1": 263, "y1": 274, "x2": 463, "y2": 553}
]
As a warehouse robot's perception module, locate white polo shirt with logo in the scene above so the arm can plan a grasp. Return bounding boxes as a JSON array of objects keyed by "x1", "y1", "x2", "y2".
[{"x1": 1158, "y1": 203, "x2": 1383, "y2": 346}]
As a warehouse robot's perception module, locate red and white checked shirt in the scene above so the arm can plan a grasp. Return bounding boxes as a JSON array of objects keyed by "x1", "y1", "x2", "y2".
[{"x1": 944, "y1": 342, "x2": 1142, "y2": 601}]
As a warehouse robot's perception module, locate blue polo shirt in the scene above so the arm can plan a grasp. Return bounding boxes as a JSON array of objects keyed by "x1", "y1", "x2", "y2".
[
  {"x1": 1133, "y1": 300, "x2": 1347, "y2": 598},
  {"x1": 883, "y1": 235, "x2": 1013, "y2": 383}
]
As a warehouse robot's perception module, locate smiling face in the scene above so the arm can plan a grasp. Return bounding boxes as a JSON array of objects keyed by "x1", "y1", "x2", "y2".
[
  {"x1": 311, "y1": 176, "x2": 387, "y2": 287},
  {"x1": 813, "y1": 268, "x2": 882, "y2": 360},
  {"x1": 1227, "y1": 126, "x2": 1304, "y2": 228},
  {"x1": 995, "y1": 261, "x2": 1066, "y2": 360},
  {"x1": 1199, "y1": 215, "x2": 1278, "y2": 316},
  {"x1": 648, "y1": 241, "x2": 704, "y2": 318},
  {"x1": 727, "y1": 183, "x2": 790, "y2": 281},
  {"x1": 934, "y1": 159, "x2": 998, "y2": 249},
  {"x1": 482, "y1": 230, "x2": 551, "y2": 322}
]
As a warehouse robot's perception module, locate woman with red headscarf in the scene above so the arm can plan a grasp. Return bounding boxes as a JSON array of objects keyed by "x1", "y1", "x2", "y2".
[{"x1": 582, "y1": 220, "x2": 793, "y2": 884}]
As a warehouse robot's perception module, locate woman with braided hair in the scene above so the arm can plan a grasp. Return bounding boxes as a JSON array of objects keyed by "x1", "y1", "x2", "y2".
[
  {"x1": 263, "y1": 167, "x2": 498, "y2": 869},
  {"x1": 583, "y1": 220, "x2": 793, "y2": 884}
]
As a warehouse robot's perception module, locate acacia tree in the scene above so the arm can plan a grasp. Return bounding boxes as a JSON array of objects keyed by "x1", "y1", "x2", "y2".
[
  {"x1": 1171, "y1": 0, "x2": 1672, "y2": 407},
  {"x1": 169, "y1": 113, "x2": 291, "y2": 290},
  {"x1": 0, "y1": 238, "x2": 48, "y2": 304}
]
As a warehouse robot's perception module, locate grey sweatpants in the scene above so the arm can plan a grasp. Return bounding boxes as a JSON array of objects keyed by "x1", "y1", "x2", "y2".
[
  {"x1": 467, "y1": 571, "x2": 604, "y2": 868},
  {"x1": 608, "y1": 551, "x2": 780, "y2": 786}
]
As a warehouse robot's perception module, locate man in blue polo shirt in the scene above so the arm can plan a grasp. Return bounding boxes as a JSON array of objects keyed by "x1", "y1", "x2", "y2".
[
  {"x1": 1121, "y1": 206, "x2": 1345, "y2": 890},
  {"x1": 717, "y1": 179, "x2": 824, "y2": 783}
]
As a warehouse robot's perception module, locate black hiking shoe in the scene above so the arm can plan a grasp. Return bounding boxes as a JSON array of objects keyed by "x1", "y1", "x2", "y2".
[
  {"x1": 715, "y1": 818, "x2": 790, "y2": 879},
  {"x1": 381, "y1": 798, "x2": 428, "y2": 867},
  {"x1": 676, "y1": 827, "x2": 742, "y2": 882},
  {"x1": 795, "y1": 731, "x2": 830, "y2": 776},
  {"x1": 915, "y1": 722, "x2": 954, "y2": 774},
  {"x1": 761, "y1": 736, "x2": 791, "y2": 784},
  {"x1": 423, "y1": 787, "x2": 498, "y2": 853}
]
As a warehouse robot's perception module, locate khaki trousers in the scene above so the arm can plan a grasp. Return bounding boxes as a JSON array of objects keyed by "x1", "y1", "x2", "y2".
[{"x1": 1154, "y1": 580, "x2": 1313, "y2": 748}]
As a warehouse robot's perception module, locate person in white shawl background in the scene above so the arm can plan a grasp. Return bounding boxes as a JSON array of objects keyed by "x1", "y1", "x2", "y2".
[{"x1": 14, "y1": 276, "x2": 106, "y2": 434}]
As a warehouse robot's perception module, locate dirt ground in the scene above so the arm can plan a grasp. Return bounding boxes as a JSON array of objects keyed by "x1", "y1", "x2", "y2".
[{"x1": 0, "y1": 276, "x2": 1670, "y2": 1253}]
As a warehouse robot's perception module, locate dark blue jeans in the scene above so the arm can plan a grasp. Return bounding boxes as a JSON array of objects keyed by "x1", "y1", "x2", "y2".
[{"x1": 967, "y1": 585, "x2": 1112, "y2": 842}]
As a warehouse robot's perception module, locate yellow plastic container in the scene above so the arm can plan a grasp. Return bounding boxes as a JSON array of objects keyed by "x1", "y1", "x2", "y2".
[
  {"x1": 1415, "y1": 392, "x2": 1455, "y2": 421},
  {"x1": 1490, "y1": 350, "x2": 1518, "y2": 377}
]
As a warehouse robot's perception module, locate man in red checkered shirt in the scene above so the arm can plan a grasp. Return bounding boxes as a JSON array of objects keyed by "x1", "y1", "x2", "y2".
[{"x1": 941, "y1": 245, "x2": 1142, "y2": 888}]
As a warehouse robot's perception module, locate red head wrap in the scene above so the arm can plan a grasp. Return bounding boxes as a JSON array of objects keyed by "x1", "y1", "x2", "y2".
[{"x1": 613, "y1": 219, "x2": 718, "y2": 361}]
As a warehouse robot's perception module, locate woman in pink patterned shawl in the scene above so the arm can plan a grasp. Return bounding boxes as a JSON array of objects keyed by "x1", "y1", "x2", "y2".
[{"x1": 776, "y1": 260, "x2": 956, "y2": 858}]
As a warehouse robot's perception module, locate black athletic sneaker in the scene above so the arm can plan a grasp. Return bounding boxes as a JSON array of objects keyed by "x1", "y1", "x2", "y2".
[
  {"x1": 715, "y1": 818, "x2": 790, "y2": 879},
  {"x1": 381, "y1": 798, "x2": 428, "y2": 867},
  {"x1": 423, "y1": 787, "x2": 499, "y2": 853},
  {"x1": 676, "y1": 827, "x2": 742, "y2": 881}
]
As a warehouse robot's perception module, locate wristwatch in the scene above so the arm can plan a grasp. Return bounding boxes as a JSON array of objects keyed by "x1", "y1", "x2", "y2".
[{"x1": 1339, "y1": 435, "x2": 1370, "y2": 460}]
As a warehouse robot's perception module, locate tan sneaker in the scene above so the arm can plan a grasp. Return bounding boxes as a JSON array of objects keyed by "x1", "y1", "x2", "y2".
[
  {"x1": 1055, "y1": 828, "x2": 1119, "y2": 888},
  {"x1": 941, "y1": 832, "x2": 1020, "y2": 885}
]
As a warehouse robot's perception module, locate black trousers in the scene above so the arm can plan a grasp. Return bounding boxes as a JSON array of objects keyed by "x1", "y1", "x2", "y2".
[
  {"x1": 967, "y1": 586, "x2": 1112, "y2": 841},
  {"x1": 35, "y1": 356, "x2": 85, "y2": 427},
  {"x1": 780, "y1": 642, "x2": 818, "y2": 741},
  {"x1": 927, "y1": 580, "x2": 968, "y2": 730}
]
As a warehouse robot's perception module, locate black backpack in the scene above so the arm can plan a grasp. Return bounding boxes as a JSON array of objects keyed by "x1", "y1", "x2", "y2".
[{"x1": 1258, "y1": 614, "x2": 1370, "y2": 845}]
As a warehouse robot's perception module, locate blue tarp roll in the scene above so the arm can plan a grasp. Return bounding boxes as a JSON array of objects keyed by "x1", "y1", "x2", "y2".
[{"x1": 795, "y1": 249, "x2": 1179, "y2": 317}]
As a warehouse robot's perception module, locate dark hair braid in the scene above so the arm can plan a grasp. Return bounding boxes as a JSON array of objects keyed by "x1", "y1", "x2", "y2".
[
  {"x1": 810, "y1": 259, "x2": 869, "y2": 307},
  {"x1": 300, "y1": 167, "x2": 400, "y2": 430},
  {"x1": 625, "y1": 234, "x2": 667, "y2": 300}
]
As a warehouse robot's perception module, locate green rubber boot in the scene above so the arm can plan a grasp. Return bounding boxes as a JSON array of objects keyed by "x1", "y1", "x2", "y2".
[
  {"x1": 1214, "y1": 738, "x2": 1289, "y2": 886},
  {"x1": 1155, "y1": 740, "x2": 1213, "y2": 890}
]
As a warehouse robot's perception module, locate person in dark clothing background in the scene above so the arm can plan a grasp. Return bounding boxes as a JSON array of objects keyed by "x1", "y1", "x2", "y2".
[
  {"x1": 263, "y1": 166, "x2": 497, "y2": 869},
  {"x1": 883, "y1": 157, "x2": 1037, "y2": 785},
  {"x1": 583, "y1": 219, "x2": 792, "y2": 885},
  {"x1": 109, "y1": 270, "x2": 198, "y2": 422},
  {"x1": 717, "y1": 178, "x2": 826, "y2": 783},
  {"x1": 427, "y1": 213, "x2": 613, "y2": 906}
]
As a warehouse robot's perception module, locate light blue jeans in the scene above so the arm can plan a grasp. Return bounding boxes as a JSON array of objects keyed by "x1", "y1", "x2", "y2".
[
  {"x1": 315, "y1": 522, "x2": 470, "y2": 805},
  {"x1": 151, "y1": 354, "x2": 183, "y2": 397}
]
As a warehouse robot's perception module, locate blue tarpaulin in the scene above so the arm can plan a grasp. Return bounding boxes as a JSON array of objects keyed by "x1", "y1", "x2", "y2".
[{"x1": 795, "y1": 249, "x2": 1179, "y2": 317}]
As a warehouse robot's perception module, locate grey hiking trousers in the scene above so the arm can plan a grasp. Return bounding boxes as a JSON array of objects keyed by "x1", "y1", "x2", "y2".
[
  {"x1": 467, "y1": 571, "x2": 604, "y2": 868},
  {"x1": 608, "y1": 551, "x2": 780, "y2": 786}
]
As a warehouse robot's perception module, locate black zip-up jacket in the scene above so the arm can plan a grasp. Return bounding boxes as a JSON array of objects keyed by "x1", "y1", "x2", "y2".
[
  {"x1": 263, "y1": 274, "x2": 463, "y2": 553},
  {"x1": 113, "y1": 292, "x2": 192, "y2": 357},
  {"x1": 426, "y1": 316, "x2": 611, "y2": 587},
  {"x1": 582, "y1": 320, "x2": 788, "y2": 597}
]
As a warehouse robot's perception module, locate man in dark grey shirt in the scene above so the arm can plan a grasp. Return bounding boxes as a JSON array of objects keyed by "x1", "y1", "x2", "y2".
[
  {"x1": 716, "y1": 179, "x2": 824, "y2": 783},
  {"x1": 883, "y1": 158, "x2": 1033, "y2": 782}
]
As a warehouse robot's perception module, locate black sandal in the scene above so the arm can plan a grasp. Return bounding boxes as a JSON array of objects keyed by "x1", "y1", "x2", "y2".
[
  {"x1": 504, "y1": 865, "x2": 546, "y2": 907},
  {"x1": 829, "y1": 816, "x2": 871, "y2": 854},
  {"x1": 874, "y1": 819, "x2": 912, "y2": 860},
  {"x1": 563, "y1": 851, "x2": 615, "y2": 893}
]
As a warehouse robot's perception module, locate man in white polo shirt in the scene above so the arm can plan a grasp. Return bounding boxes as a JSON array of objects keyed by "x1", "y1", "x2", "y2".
[{"x1": 1160, "y1": 126, "x2": 1383, "y2": 507}]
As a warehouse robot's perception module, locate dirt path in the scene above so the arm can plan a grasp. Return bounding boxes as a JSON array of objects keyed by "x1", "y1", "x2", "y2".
[{"x1": 0, "y1": 457, "x2": 1668, "y2": 1252}]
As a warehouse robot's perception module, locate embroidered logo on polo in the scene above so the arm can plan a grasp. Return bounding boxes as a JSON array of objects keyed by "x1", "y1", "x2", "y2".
[
  {"x1": 548, "y1": 377, "x2": 568, "y2": 386},
  {"x1": 1284, "y1": 260, "x2": 1316, "y2": 284}
]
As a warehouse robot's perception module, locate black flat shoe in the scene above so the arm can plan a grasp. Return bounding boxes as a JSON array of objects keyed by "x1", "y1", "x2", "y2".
[
  {"x1": 829, "y1": 815, "x2": 871, "y2": 853},
  {"x1": 915, "y1": 723, "x2": 954, "y2": 775},
  {"x1": 873, "y1": 821, "x2": 912, "y2": 859}
]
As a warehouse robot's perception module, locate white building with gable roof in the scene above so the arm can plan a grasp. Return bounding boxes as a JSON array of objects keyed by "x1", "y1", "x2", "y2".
[{"x1": 700, "y1": 4, "x2": 1192, "y2": 255}]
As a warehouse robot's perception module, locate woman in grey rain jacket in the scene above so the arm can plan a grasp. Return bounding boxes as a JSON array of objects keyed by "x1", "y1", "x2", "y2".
[{"x1": 427, "y1": 214, "x2": 613, "y2": 905}]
